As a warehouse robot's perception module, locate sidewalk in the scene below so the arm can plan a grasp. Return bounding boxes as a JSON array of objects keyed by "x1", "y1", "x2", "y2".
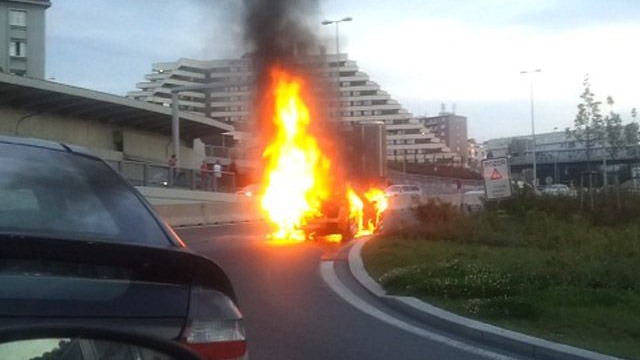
[{"x1": 347, "y1": 238, "x2": 621, "y2": 360}]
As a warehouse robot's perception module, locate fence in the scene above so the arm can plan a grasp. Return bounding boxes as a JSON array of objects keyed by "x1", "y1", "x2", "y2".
[{"x1": 106, "y1": 160, "x2": 236, "y2": 193}]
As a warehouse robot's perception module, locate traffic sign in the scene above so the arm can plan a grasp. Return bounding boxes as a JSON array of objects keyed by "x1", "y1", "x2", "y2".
[{"x1": 482, "y1": 157, "x2": 512, "y2": 200}]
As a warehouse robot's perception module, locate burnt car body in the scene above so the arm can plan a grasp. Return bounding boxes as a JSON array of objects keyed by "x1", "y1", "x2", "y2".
[
  {"x1": 302, "y1": 190, "x2": 379, "y2": 242},
  {"x1": 0, "y1": 135, "x2": 246, "y2": 360},
  {"x1": 302, "y1": 197, "x2": 355, "y2": 241}
]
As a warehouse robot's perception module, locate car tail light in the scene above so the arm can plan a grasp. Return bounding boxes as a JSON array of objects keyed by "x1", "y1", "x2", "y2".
[{"x1": 180, "y1": 287, "x2": 247, "y2": 360}]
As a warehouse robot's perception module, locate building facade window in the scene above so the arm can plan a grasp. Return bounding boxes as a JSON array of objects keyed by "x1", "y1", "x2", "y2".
[
  {"x1": 9, "y1": 40, "x2": 27, "y2": 57},
  {"x1": 9, "y1": 10, "x2": 27, "y2": 27}
]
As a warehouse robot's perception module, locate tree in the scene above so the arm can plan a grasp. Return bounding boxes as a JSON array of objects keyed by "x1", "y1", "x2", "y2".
[
  {"x1": 566, "y1": 75, "x2": 604, "y2": 208},
  {"x1": 625, "y1": 108, "x2": 639, "y2": 156},
  {"x1": 603, "y1": 96, "x2": 624, "y2": 161},
  {"x1": 566, "y1": 75, "x2": 605, "y2": 173}
]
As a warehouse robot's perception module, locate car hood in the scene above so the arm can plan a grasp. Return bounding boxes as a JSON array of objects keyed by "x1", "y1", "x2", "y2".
[{"x1": 0, "y1": 235, "x2": 234, "y2": 319}]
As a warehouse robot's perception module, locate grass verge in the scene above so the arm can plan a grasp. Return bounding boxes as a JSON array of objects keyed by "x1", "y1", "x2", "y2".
[{"x1": 363, "y1": 197, "x2": 640, "y2": 359}]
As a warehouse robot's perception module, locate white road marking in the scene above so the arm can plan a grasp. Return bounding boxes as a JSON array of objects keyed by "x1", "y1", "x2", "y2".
[{"x1": 320, "y1": 261, "x2": 517, "y2": 360}]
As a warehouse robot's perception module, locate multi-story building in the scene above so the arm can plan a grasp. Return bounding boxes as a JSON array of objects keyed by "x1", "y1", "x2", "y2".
[
  {"x1": 467, "y1": 138, "x2": 486, "y2": 171},
  {"x1": 128, "y1": 54, "x2": 460, "y2": 165},
  {"x1": 0, "y1": 0, "x2": 50, "y2": 78},
  {"x1": 418, "y1": 112, "x2": 468, "y2": 164}
]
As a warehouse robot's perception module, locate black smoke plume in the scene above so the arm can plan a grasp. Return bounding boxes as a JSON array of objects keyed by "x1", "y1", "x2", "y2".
[
  {"x1": 243, "y1": 0, "x2": 320, "y2": 76},
  {"x1": 243, "y1": 0, "x2": 350, "y2": 187}
]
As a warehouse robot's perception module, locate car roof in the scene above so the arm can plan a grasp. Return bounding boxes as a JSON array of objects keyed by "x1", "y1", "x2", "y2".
[{"x1": 0, "y1": 135, "x2": 99, "y2": 159}]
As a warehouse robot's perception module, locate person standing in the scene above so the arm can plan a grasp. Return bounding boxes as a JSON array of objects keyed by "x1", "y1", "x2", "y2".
[
  {"x1": 168, "y1": 154, "x2": 177, "y2": 187},
  {"x1": 200, "y1": 160, "x2": 210, "y2": 190},
  {"x1": 228, "y1": 160, "x2": 238, "y2": 190},
  {"x1": 213, "y1": 160, "x2": 222, "y2": 191}
]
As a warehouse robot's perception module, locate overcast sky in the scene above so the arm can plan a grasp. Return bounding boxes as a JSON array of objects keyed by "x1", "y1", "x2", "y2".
[{"x1": 46, "y1": 0, "x2": 640, "y2": 141}]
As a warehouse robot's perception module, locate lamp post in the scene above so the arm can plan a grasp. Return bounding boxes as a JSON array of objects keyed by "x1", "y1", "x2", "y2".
[
  {"x1": 170, "y1": 83, "x2": 242, "y2": 167},
  {"x1": 322, "y1": 17, "x2": 352, "y2": 121},
  {"x1": 520, "y1": 69, "x2": 541, "y2": 186}
]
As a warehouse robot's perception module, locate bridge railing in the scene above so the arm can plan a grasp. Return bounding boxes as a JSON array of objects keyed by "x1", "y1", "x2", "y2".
[{"x1": 106, "y1": 160, "x2": 236, "y2": 193}]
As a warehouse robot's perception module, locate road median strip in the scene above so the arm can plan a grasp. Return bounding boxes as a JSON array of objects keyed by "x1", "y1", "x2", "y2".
[{"x1": 348, "y1": 238, "x2": 622, "y2": 360}]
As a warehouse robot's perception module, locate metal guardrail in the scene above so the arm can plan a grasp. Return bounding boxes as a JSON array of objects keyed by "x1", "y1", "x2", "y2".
[
  {"x1": 106, "y1": 160, "x2": 236, "y2": 193},
  {"x1": 389, "y1": 170, "x2": 484, "y2": 194}
]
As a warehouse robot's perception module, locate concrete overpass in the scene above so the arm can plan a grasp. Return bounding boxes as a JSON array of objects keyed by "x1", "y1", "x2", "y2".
[{"x1": 0, "y1": 72, "x2": 233, "y2": 168}]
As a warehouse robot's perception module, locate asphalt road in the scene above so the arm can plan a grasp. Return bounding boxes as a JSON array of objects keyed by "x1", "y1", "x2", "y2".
[{"x1": 177, "y1": 223, "x2": 528, "y2": 360}]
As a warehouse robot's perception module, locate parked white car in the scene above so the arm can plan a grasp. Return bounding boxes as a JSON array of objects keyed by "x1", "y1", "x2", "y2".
[
  {"x1": 385, "y1": 184, "x2": 422, "y2": 198},
  {"x1": 463, "y1": 190, "x2": 485, "y2": 213},
  {"x1": 542, "y1": 184, "x2": 575, "y2": 196}
]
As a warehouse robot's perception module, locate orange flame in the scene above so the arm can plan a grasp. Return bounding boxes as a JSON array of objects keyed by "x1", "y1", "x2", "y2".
[
  {"x1": 261, "y1": 68, "x2": 332, "y2": 243},
  {"x1": 260, "y1": 67, "x2": 387, "y2": 244},
  {"x1": 364, "y1": 187, "x2": 388, "y2": 227},
  {"x1": 347, "y1": 186, "x2": 387, "y2": 237},
  {"x1": 347, "y1": 186, "x2": 365, "y2": 236}
]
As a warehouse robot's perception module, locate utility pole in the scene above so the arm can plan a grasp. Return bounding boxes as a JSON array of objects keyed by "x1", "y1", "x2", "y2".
[{"x1": 520, "y1": 69, "x2": 542, "y2": 186}]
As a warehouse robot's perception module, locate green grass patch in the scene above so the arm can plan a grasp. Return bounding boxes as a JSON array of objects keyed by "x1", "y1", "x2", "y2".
[{"x1": 364, "y1": 197, "x2": 640, "y2": 359}]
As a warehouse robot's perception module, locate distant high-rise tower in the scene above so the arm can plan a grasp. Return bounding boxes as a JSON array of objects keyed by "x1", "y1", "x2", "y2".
[{"x1": 0, "y1": 0, "x2": 51, "y2": 78}]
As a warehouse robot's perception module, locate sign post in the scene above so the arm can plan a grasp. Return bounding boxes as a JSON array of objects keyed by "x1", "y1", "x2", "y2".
[{"x1": 481, "y1": 157, "x2": 512, "y2": 200}]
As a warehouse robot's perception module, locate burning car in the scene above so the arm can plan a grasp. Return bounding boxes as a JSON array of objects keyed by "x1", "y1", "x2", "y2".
[
  {"x1": 302, "y1": 194, "x2": 355, "y2": 241},
  {"x1": 258, "y1": 68, "x2": 387, "y2": 244}
]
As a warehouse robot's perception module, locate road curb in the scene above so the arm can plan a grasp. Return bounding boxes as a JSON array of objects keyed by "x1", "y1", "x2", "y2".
[{"x1": 348, "y1": 238, "x2": 621, "y2": 360}]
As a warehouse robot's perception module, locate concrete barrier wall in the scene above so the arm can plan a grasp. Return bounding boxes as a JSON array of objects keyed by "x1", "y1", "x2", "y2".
[
  {"x1": 136, "y1": 186, "x2": 264, "y2": 227},
  {"x1": 136, "y1": 186, "x2": 238, "y2": 205},
  {"x1": 136, "y1": 186, "x2": 484, "y2": 228},
  {"x1": 152, "y1": 200, "x2": 263, "y2": 227}
]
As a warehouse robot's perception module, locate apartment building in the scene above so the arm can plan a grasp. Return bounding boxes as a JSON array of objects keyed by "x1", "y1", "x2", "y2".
[
  {"x1": 128, "y1": 54, "x2": 460, "y2": 165},
  {"x1": 0, "y1": 0, "x2": 50, "y2": 78},
  {"x1": 418, "y1": 112, "x2": 468, "y2": 164}
]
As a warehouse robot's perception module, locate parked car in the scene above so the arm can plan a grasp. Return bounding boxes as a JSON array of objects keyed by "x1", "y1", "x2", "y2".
[
  {"x1": 542, "y1": 184, "x2": 575, "y2": 196},
  {"x1": 0, "y1": 136, "x2": 246, "y2": 360},
  {"x1": 463, "y1": 189, "x2": 486, "y2": 213},
  {"x1": 236, "y1": 183, "x2": 261, "y2": 197},
  {"x1": 384, "y1": 184, "x2": 422, "y2": 197},
  {"x1": 384, "y1": 184, "x2": 423, "y2": 207}
]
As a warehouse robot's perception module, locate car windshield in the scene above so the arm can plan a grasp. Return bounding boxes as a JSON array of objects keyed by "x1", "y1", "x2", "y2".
[{"x1": 0, "y1": 143, "x2": 169, "y2": 246}]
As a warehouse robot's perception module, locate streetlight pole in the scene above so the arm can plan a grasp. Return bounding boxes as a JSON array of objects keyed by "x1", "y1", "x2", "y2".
[
  {"x1": 322, "y1": 17, "x2": 352, "y2": 121},
  {"x1": 521, "y1": 69, "x2": 541, "y2": 186},
  {"x1": 170, "y1": 82, "x2": 246, "y2": 167}
]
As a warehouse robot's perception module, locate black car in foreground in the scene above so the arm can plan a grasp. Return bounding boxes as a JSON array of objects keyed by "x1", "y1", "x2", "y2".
[{"x1": 0, "y1": 135, "x2": 246, "y2": 360}]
